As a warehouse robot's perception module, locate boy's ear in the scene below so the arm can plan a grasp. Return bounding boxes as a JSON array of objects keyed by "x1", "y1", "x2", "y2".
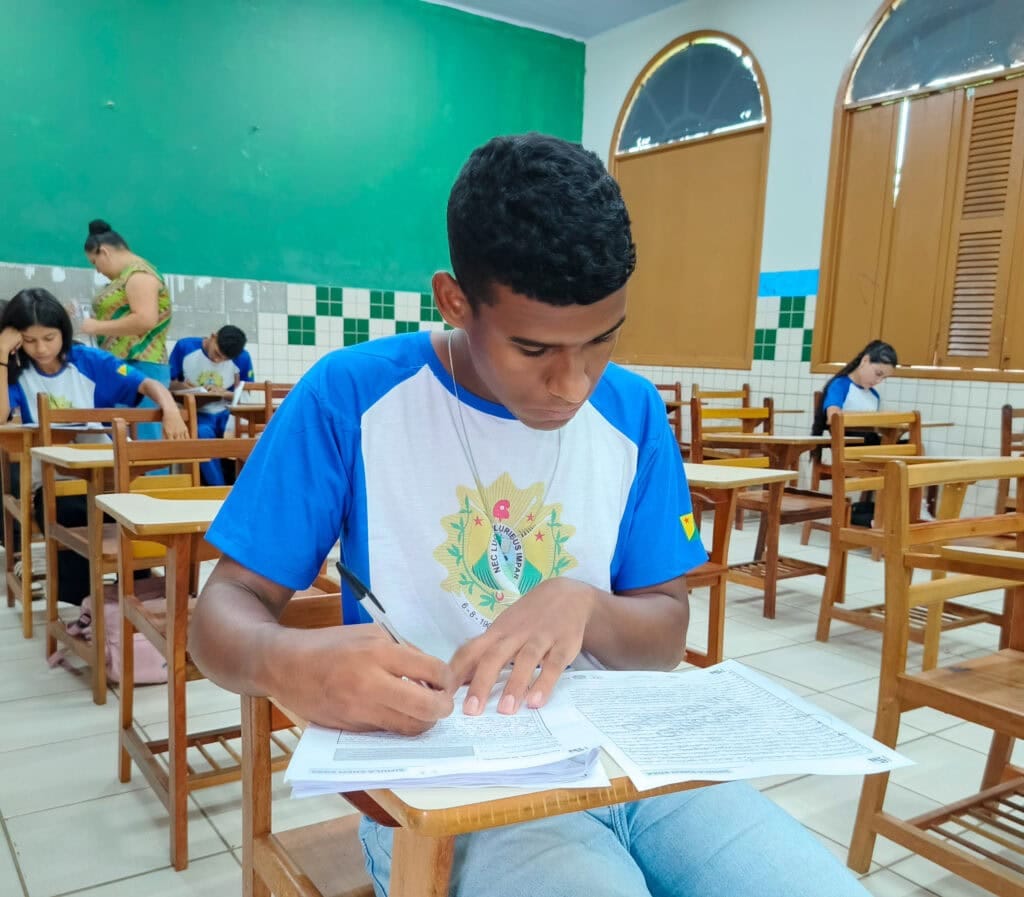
[{"x1": 431, "y1": 272, "x2": 472, "y2": 329}]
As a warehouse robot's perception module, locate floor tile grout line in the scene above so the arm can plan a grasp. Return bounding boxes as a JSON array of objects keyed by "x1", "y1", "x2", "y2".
[{"x1": 0, "y1": 813, "x2": 30, "y2": 897}]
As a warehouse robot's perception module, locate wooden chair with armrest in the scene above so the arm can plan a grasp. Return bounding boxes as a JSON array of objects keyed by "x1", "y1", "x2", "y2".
[
  {"x1": 109, "y1": 419, "x2": 341, "y2": 870},
  {"x1": 233, "y1": 380, "x2": 295, "y2": 437},
  {"x1": 816, "y1": 411, "x2": 1000, "y2": 668},
  {"x1": 242, "y1": 595, "x2": 377, "y2": 897},
  {"x1": 996, "y1": 404, "x2": 1024, "y2": 514},
  {"x1": 847, "y1": 457, "x2": 1024, "y2": 895},
  {"x1": 37, "y1": 395, "x2": 199, "y2": 703},
  {"x1": 689, "y1": 400, "x2": 833, "y2": 618}
]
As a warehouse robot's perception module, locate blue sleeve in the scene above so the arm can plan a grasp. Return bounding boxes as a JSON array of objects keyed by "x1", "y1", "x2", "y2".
[
  {"x1": 205, "y1": 361, "x2": 357, "y2": 590},
  {"x1": 235, "y1": 350, "x2": 255, "y2": 382},
  {"x1": 610, "y1": 383, "x2": 708, "y2": 591},
  {"x1": 72, "y1": 345, "x2": 146, "y2": 406},
  {"x1": 822, "y1": 376, "x2": 851, "y2": 412},
  {"x1": 7, "y1": 384, "x2": 28, "y2": 422},
  {"x1": 168, "y1": 342, "x2": 186, "y2": 381}
]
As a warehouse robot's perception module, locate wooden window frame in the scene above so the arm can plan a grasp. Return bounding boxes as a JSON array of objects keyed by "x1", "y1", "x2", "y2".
[
  {"x1": 813, "y1": 0, "x2": 1024, "y2": 383},
  {"x1": 608, "y1": 31, "x2": 771, "y2": 370}
]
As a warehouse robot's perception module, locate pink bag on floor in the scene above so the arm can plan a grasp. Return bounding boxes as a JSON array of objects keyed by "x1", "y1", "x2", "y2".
[{"x1": 65, "y1": 579, "x2": 169, "y2": 685}]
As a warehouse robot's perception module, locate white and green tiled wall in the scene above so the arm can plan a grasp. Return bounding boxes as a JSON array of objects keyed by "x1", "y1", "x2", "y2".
[{"x1": 2, "y1": 260, "x2": 1022, "y2": 515}]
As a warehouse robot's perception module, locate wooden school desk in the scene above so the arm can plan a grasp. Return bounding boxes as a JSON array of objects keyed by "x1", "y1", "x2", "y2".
[
  {"x1": 32, "y1": 444, "x2": 117, "y2": 704},
  {"x1": 683, "y1": 463, "x2": 797, "y2": 653},
  {"x1": 0, "y1": 423, "x2": 93, "y2": 638},
  {"x1": 97, "y1": 490, "x2": 228, "y2": 870},
  {"x1": 246, "y1": 696, "x2": 716, "y2": 897}
]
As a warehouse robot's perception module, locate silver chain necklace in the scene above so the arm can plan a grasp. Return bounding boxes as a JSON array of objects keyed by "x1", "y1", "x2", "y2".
[{"x1": 445, "y1": 331, "x2": 563, "y2": 596}]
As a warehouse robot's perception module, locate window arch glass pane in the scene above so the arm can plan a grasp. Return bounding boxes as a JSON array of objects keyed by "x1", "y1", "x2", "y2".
[
  {"x1": 617, "y1": 37, "x2": 765, "y2": 155},
  {"x1": 851, "y1": 0, "x2": 1024, "y2": 103}
]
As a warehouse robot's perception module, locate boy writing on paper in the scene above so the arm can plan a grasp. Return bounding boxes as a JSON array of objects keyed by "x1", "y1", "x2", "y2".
[
  {"x1": 169, "y1": 325, "x2": 254, "y2": 485},
  {"x1": 191, "y1": 134, "x2": 869, "y2": 897}
]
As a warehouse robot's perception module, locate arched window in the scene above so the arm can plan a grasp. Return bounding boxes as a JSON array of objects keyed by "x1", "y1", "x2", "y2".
[
  {"x1": 609, "y1": 33, "x2": 770, "y2": 369},
  {"x1": 815, "y1": 0, "x2": 1024, "y2": 377}
]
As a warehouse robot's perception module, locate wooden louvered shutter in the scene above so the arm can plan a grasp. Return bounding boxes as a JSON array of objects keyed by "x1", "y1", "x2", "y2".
[{"x1": 937, "y1": 82, "x2": 1024, "y2": 368}]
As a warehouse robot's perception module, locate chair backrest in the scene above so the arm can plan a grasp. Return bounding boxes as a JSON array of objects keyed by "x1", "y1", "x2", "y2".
[
  {"x1": 997, "y1": 405, "x2": 1024, "y2": 512},
  {"x1": 654, "y1": 382, "x2": 683, "y2": 444},
  {"x1": 878, "y1": 457, "x2": 1024, "y2": 672},
  {"x1": 688, "y1": 397, "x2": 774, "y2": 464},
  {"x1": 36, "y1": 393, "x2": 199, "y2": 445},
  {"x1": 111, "y1": 417, "x2": 255, "y2": 492},
  {"x1": 825, "y1": 410, "x2": 924, "y2": 543},
  {"x1": 233, "y1": 380, "x2": 294, "y2": 436},
  {"x1": 691, "y1": 383, "x2": 751, "y2": 407}
]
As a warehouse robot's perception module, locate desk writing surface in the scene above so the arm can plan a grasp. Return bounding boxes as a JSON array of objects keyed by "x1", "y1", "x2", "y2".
[
  {"x1": 702, "y1": 435, "x2": 830, "y2": 447},
  {"x1": 683, "y1": 463, "x2": 796, "y2": 489},
  {"x1": 96, "y1": 492, "x2": 223, "y2": 535},
  {"x1": 31, "y1": 445, "x2": 114, "y2": 468}
]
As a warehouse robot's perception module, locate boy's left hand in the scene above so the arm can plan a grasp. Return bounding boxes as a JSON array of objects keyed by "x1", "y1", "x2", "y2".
[{"x1": 449, "y1": 577, "x2": 597, "y2": 717}]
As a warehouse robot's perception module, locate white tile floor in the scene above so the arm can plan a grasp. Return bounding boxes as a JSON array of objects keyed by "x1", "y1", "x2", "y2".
[{"x1": 0, "y1": 523, "x2": 1014, "y2": 896}]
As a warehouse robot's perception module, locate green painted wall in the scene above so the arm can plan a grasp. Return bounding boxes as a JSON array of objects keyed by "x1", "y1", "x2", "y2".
[{"x1": 1, "y1": 1, "x2": 583, "y2": 288}]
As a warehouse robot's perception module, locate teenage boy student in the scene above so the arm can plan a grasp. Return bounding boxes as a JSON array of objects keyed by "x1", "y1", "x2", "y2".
[
  {"x1": 169, "y1": 325, "x2": 253, "y2": 485},
  {"x1": 191, "y1": 134, "x2": 869, "y2": 897}
]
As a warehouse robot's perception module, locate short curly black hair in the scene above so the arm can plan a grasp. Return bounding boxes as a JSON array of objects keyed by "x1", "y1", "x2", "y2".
[
  {"x1": 215, "y1": 325, "x2": 247, "y2": 360},
  {"x1": 447, "y1": 133, "x2": 636, "y2": 308}
]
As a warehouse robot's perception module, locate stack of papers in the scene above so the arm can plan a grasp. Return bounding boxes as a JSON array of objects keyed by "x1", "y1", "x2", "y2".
[
  {"x1": 288, "y1": 686, "x2": 604, "y2": 797},
  {"x1": 285, "y1": 660, "x2": 910, "y2": 796}
]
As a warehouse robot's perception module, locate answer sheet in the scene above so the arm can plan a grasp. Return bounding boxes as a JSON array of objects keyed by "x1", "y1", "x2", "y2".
[{"x1": 563, "y1": 661, "x2": 911, "y2": 790}]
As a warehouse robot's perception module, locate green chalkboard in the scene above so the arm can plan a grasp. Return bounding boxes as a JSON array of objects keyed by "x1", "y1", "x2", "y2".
[{"x1": 1, "y1": 0, "x2": 583, "y2": 289}]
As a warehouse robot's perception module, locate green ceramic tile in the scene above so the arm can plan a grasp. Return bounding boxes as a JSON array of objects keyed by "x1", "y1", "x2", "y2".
[
  {"x1": 803, "y1": 328, "x2": 814, "y2": 346},
  {"x1": 302, "y1": 330, "x2": 315, "y2": 346},
  {"x1": 395, "y1": 321, "x2": 419, "y2": 334},
  {"x1": 287, "y1": 329, "x2": 303, "y2": 346},
  {"x1": 330, "y1": 286, "x2": 343, "y2": 302},
  {"x1": 316, "y1": 297, "x2": 330, "y2": 316},
  {"x1": 343, "y1": 319, "x2": 369, "y2": 347},
  {"x1": 315, "y1": 286, "x2": 328, "y2": 303},
  {"x1": 753, "y1": 344, "x2": 763, "y2": 360},
  {"x1": 790, "y1": 311, "x2": 805, "y2": 328},
  {"x1": 779, "y1": 311, "x2": 792, "y2": 328},
  {"x1": 792, "y1": 296, "x2": 806, "y2": 311},
  {"x1": 762, "y1": 344, "x2": 776, "y2": 361},
  {"x1": 371, "y1": 290, "x2": 395, "y2": 320},
  {"x1": 780, "y1": 296, "x2": 793, "y2": 312},
  {"x1": 801, "y1": 344, "x2": 812, "y2": 362}
]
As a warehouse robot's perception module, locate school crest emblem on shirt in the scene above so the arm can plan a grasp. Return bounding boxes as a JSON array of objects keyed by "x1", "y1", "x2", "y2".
[{"x1": 434, "y1": 473, "x2": 577, "y2": 623}]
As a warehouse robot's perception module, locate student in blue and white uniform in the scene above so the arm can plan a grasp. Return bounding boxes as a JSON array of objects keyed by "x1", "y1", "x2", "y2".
[
  {"x1": 812, "y1": 340, "x2": 898, "y2": 437},
  {"x1": 190, "y1": 134, "x2": 870, "y2": 897},
  {"x1": 0, "y1": 288, "x2": 187, "y2": 605},
  {"x1": 169, "y1": 325, "x2": 254, "y2": 485}
]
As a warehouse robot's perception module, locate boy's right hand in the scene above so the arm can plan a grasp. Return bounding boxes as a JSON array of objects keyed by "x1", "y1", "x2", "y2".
[{"x1": 276, "y1": 624, "x2": 455, "y2": 735}]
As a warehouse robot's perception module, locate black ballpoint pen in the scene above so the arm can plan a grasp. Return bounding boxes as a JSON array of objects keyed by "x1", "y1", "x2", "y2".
[{"x1": 335, "y1": 560, "x2": 407, "y2": 646}]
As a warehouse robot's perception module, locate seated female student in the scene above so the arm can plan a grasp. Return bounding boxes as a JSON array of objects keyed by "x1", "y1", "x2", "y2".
[
  {"x1": 0, "y1": 288, "x2": 188, "y2": 605},
  {"x1": 812, "y1": 339, "x2": 898, "y2": 442}
]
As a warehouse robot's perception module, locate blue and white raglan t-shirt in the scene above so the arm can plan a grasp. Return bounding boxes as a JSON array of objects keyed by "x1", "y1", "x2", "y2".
[
  {"x1": 9, "y1": 343, "x2": 145, "y2": 423},
  {"x1": 822, "y1": 375, "x2": 881, "y2": 416},
  {"x1": 206, "y1": 332, "x2": 707, "y2": 664},
  {"x1": 169, "y1": 337, "x2": 254, "y2": 414}
]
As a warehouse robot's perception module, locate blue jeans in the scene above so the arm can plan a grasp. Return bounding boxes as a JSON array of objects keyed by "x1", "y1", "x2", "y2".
[
  {"x1": 196, "y1": 410, "x2": 230, "y2": 486},
  {"x1": 125, "y1": 360, "x2": 170, "y2": 442},
  {"x1": 359, "y1": 781, "x2": 868, "y2": 897}
]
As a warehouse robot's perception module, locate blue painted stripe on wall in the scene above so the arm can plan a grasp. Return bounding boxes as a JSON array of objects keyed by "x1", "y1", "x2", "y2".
[{"x1": 758, "y1": 269, "x2": 819, "y2": 297}]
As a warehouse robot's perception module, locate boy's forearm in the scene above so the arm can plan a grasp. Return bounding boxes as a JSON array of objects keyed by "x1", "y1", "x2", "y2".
[{"x1": 582, "y1": 584, "x2": 689, "y2": 671}]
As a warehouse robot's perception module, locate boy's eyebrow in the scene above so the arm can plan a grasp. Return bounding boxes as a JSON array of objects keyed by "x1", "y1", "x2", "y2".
[{"x1": 509, "y1": 316, "x2": 627, "y2": 350}]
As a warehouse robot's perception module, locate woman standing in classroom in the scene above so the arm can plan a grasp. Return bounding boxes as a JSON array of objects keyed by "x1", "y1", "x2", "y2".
[{"x1": 80, "y1": 219, "x2": 172, "y2": 437}]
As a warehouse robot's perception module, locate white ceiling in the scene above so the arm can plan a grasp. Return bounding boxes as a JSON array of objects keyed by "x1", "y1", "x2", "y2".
[{"x1": 422, "y1": 0, "x2": 684, "y2": 40}]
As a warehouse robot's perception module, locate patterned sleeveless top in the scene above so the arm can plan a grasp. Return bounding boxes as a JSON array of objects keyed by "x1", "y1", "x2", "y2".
[{"x1": 92, "y1": 259, "x2": 172, "y2": 364}]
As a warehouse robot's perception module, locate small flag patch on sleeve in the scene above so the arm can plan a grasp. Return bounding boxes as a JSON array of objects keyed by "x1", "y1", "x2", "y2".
[
  {"x1": 680, "y1": 512, "x2": 697, "y2": 540},
  {"x1": 116, "y1": 364, "x2": 128, "y2": 376}
]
